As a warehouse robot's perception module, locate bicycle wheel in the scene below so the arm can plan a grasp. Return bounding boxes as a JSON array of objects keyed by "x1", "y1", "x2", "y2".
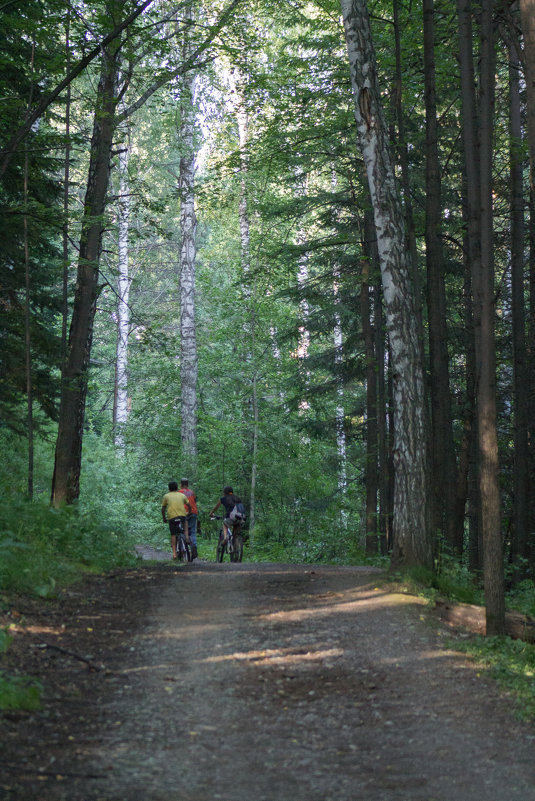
[
  {"x1": 184, "y1": 540, "x2": 192, "y2": 562},
  {"x1": 232, "y1": 534, "x2": 243, "y2": 563},
  {"x1": 179, "y1": 535, "x2": 191, "y2": 563},
  {"x1": 216, "y1": 532, "x2": 226, "y2": 563}
]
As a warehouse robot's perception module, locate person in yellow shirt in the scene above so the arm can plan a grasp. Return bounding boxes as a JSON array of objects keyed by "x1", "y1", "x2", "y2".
[{"x1": 161, "y1": 481, "x2": 191, "y2": 560}]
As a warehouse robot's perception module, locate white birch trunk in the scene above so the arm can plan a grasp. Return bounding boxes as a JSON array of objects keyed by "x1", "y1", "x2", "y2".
[
  {"x1": 114, "y1": 134, "x2": 130, "y2": 451},
  {"x1": 341, "y1": 0, "x2": 432, "y2": 567},
  {"x1": 230, "y1": 68, "x2": 258, "y2": 532},
  {"x1": 179, "y1": 62, "x2": 198, "y2": 459},
  {"x1": 331, "y1": 169, "x2": 347, "y2": 526},
  {"x1": 296, "y1": 177, "x2": 311, "y2": 416},
  {"x1": 333, "y1": 268, "x2": 347, "y2": 527}
]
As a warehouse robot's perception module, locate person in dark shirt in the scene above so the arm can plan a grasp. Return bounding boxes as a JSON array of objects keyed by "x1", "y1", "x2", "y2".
[{"x1": 209, "y1": 485, "x2": 236, "y2": 544}]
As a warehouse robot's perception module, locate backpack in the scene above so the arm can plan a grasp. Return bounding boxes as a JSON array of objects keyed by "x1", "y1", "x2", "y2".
[{"x1": 230, "y1": 500, "x2": 246, "y2": 522}]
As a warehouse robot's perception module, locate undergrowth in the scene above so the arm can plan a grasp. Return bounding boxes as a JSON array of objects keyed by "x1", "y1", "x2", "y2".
[
  {"x1": 451, "y1": 635, "x2": 535, "y2": 721},
  {"x1": 0, "y1": 498, "x2": 137, "y2": 598}
]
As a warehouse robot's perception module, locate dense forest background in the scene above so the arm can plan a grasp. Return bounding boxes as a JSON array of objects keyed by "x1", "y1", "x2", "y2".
[{"x1": 2, "y1": 0, "x2": 535, "y2": 633}]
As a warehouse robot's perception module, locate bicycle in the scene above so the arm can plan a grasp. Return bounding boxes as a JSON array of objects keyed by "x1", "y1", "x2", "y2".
[
  {"x1": 176, "y1": 518, "x2": 192, "y2": 563},
  {"x1": 211, "y1": 516, "x2": 244, "y2": 563}
]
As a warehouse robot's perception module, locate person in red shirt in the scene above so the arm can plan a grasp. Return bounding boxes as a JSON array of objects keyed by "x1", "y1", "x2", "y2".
[{"x1": 179, "y1": 478, "x2": 198, "y2": 559}]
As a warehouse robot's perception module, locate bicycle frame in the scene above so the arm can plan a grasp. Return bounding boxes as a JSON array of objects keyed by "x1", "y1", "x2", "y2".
[{"x1": 176, "y1": 519, "x2": 191, "y2": 563}]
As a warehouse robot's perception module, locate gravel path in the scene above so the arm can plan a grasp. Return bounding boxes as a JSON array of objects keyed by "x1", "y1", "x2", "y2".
[{"x1": 1, "y1": 561, "x2": 534, "y2": 801}]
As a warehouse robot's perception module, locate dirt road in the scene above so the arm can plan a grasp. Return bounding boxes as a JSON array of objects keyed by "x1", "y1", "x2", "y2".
[{"x1": 1, "y1": 561, "x2": 534, "y2": 801}]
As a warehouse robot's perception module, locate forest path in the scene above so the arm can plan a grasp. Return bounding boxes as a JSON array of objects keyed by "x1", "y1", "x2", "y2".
[{"x1": 1, "y1": 561, "x2": 534, "y2": 801}]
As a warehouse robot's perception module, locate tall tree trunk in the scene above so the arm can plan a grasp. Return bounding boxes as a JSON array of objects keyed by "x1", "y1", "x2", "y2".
[
  {"x1": 392, "y1": 0, "x2": 420, "y2": 301},
  {"x1": 62, "y1": 11, "x2": 71, "y2": 367},
  {"x1": 458, "y1": 0, "x2": 482, "y2": 567},
  {"x1": 52, "y1": 31, "x2": 120, "y2": 506},
  {"x1": 231, "y1": 68, "x2": 259, "y2": 533},
  {"x1": 519, "y1": 0, "x2": 535, "y2": 571},
  {"x1": 528, "y1": 191, "x2": 535, "y2": 571},
  {"x1": 455, "y1": 216, "x2": 477, "y2": 564},
  {"x1": 24, "y1": 155, "x2": 33, "y2": 500},
  {"x1": 375, "y1": 279, "x2": 391, "y2": 554},
  {"x1": 329, "y1": 170, "x2": 348, "y2": 527},
  {"x1": 509, "y1": 44, "x2": 529, "y2": 571},
  {"x1": 24, "y1": 38, "x2": 36, "y2": 499},
  {"x1": 113, "y1": 119, "x2": 131, "y2": 452},
  {"x1": 179, "y1": 32, "x2": 198, "y2": 462},
  {"x1": 333, "y1": 264, "x2": 348, "y2": 529},
  {"x1": 477, "y1": 0, "x2": 505, "y2": 634},
  {"x1": 361, "y1": 248, "x2": 378, "y2": 553},
  {"x1": 423, "y1": 0, "x2": 458, "y2": 552},
  {"x1": 341, "y1": 0, "x2": 432, "y2": 568}
]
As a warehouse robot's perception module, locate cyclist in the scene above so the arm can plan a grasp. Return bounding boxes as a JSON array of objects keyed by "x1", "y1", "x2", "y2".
[
  {"x1": 179, "y1": 478, "x2": 198, "y2": 560},
  {"x1": 209, "y1": 485, "x2": 237, "y2": 546},
  {"x1": 161, "y1": 481, "x2": 191, "y2": 560}
]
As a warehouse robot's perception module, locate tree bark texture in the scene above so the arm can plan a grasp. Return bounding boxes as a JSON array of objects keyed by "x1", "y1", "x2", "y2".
[
  {"x1": 375, "y1": 280, "x2": 391, "y2": 553},
  {"x1": 341, "y1": 0, "x2": 432, "y2": 568},
  {"x1": 52, "y1": 36, "x2": 120, "y2": 506},
  {"x1": 360, "y1": 251, "x2": 378, "y2": 552},
  {"x1": 179, "y1": 60, "x2": 198, "y2": 460}
]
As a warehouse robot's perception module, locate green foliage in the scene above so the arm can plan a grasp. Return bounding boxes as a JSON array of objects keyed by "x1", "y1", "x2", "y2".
[
  {"x1": 392, "y1": 557, "x2": 485, "y2": 607},
  {"x1": 0, "y1": 430, "x2": 138, "y2": 597},
  {"x1": 0, "y1": 0, "x2": 65, "y2": 433},
  {"x1": 451, "y1": 636, "x2": 535, "y2": 722},
  {"x1": 0, "y1": 671, "x2": 42, "y2": 712},
  {"x1": 506, "y1": 580, "x2": 535, "y2": 619}
]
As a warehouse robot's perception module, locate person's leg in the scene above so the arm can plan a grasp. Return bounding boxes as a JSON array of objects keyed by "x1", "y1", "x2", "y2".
[
  {"x1": 169, "y1": 519, "x2": 179, "y2": 559},
  {"x1": 188, "y1": 514, "x2": 197, "y2": 546},
  {"x1": 188, "y1": 514, "x2": 198, "y2": 558}
]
